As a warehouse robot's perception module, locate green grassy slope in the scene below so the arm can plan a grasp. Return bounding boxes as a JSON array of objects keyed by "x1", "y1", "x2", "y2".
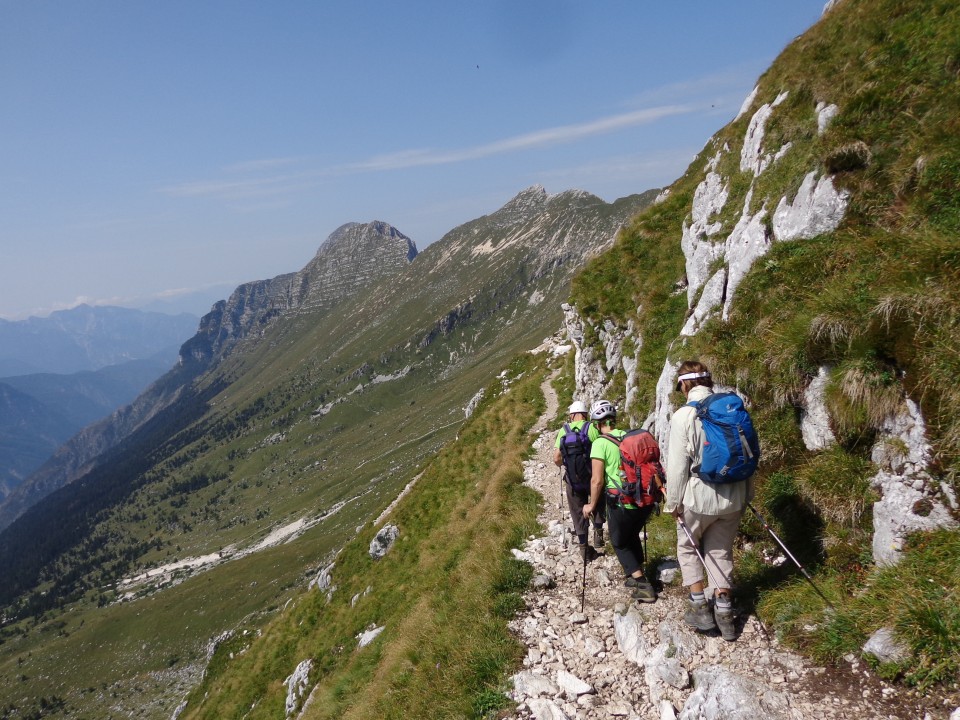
[
  {"x1": 572, "y1": 0, "x2": 959, "y2": 688},
  {"x1": 178, "y1": 354, "x2": 547, "y2": 720}
]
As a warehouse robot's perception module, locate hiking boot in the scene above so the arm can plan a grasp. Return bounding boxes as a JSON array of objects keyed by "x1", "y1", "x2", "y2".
[
  {"x1": 684, "y1": 599, "x2": 717, "y2": 632},
  {"x1": 625, "y1": 575, "x2": 657, "y2": 603},
  {"x1": 592, "y1": 525, "x2": 605, "y2": 549},
  {"x1": 578, "y1": 543, "x2": 595, "y2": 561},
  {"x1": 714, "y1": 596, "x2": 737, "y2": 641}
]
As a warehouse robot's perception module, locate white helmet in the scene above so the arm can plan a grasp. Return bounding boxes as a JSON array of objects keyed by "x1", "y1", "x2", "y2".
[
  {"x1": 590, "y1": 399, "x2": 616, "y2": 421},
  {"x1": 568, "y1": 401, "x2": 588, "y2": 415}
]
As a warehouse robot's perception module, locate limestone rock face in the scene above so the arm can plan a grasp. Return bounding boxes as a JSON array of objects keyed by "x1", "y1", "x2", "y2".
[
  {"x1": 679, "y1": 666, "x2": 791, "y2": 720},
  {"x1": 181, "y1": 221, "x2": 417, "y2": 366},
  {"x1": 570, "y1": 88, "x2": 854, "y2": 448},
  {"x1": 771, "y1": 171, "x2": 850, "y2": 243},
  {"x1": 800, "y1": 366, "x2": 837, "y2": 450},
  {"x1": 284, "y1": 659, "x2": 313, "y2": 718},
  {"x1": 369, "y1": 524, "x2": 400, "y2": 560},
  {"x1": 356, "y1": 625, "x2": 385, "y2": 648},
  {"x1": 870, "y1": 399, "x2": 957, "y2": 566},
  {"x1": 863, "y1": 627, "x2": 909, "y2": 664}
]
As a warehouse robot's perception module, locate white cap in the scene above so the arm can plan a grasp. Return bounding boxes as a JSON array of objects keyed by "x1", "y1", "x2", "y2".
[{"x1": 677, "y1": 371, "x2": 711, "y2": 382}]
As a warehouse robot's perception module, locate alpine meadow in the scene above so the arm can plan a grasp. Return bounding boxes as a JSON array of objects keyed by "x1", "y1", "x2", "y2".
[{"x1": 1, "y1": 1, "x2": 959, "y2": 719}]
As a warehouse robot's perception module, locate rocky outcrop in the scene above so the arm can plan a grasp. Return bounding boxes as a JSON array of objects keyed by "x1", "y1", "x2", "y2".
[
  {"x1": 182, "y1": 221, "x2": 417, "y2": 365},
  {"x1": 369, "y1": 524, "x2": 400, "y2": 560},
  {"x1": 284, "y1": 659, "x2": 313, "y2": 718},
  {"x1": 566, "y1": 87, "x2": 853, "y2": 444},
  {"x1": 562, "y1": 304, "x2": 642, "y2": 418},
  {"x1": 800, "y1": 366, "x2": 837, "y2": 450},
  {"x1": 801, "y1": 369, "x2": 957, "y2": 567},
  {"x1": 869, "y1": 399, "x2": 957, "y2": 566},
  {"x1": 356, "y1": 624, "x2": 385, "y2": 648}
]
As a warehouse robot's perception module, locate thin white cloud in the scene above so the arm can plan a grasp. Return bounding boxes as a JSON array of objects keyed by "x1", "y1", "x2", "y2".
[
  {"x1": 160, "y1": 104, "x2": 696, "y2": 202},
  {"x1": 346, "y1": 105, "x2": 694, "y2": 172},
  {"x1": 627, "y1": 62, "x2": 764, "y2": 108}
]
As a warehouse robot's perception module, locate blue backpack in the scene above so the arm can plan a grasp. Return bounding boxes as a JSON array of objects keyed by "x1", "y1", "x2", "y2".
[{"x1": 687, "y1": 392, "x2": 760, "y2": 484}]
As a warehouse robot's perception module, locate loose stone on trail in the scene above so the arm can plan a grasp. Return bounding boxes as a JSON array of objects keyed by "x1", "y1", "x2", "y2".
[{"x1": 503, "y1": 374, "x2": 929, "y2": 719}]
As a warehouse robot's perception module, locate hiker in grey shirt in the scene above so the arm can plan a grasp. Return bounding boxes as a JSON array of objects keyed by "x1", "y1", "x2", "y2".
[{"x1": 664, "y1": 360, "x2": 753, "y2": 641}]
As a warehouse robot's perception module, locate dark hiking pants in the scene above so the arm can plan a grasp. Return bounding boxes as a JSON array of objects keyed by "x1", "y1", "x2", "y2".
[
  {"x1": 606, "y1": 496, "x2": 654, "y2": 576},
  {"x1": 565, "y1": 481, "x2": 605, "y2": 542}
]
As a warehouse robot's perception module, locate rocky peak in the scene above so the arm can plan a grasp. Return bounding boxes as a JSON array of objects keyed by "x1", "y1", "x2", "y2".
[
  {"x1": 506, "y1": 183, "x2": 549, "y2": 207},
  {"x1": 181, "y1": 221, "x2": 417, "y2": 366},
  {"x1": 316, "y1": 221, "x2": 417, "y2": 263}
]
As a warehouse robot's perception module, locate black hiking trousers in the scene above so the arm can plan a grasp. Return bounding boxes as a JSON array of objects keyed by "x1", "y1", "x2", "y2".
[
  {"x1": 606, "y1": 496, "x2": 654, "y2": 576},
  {"x1": 566, "y1": 481, "x2": 605, "y2": 541}
]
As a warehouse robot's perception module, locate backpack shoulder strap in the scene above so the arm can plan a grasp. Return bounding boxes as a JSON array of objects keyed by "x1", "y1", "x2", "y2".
[
  {"x1": 562, "y1": 422, "x2": 572, "y2": 434},
  {"x1": 598, "y1": 432, "x2": 622, "y2": 446}
]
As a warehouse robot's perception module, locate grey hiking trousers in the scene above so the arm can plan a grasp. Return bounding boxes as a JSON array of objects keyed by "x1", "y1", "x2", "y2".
[{"x1": 677, "y1": 507, "x2": 742, "y2": 592}]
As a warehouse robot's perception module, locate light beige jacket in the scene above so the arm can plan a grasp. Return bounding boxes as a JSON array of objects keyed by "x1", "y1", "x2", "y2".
[{"x1": 664, "y1": 385, "x2": 753, "y2": 516}]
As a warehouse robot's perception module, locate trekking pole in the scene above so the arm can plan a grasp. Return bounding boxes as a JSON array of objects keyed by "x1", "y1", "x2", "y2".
[
  {"x1": 642, "y1": 518, "x2": 648, "y2": 566},
  {"x1": 747, "y1": 503, "x2": 835, "y2": 609},
  {"x1": 676, "y1": 517, "x2": 726, "y2": 593},
  {"x1": 558, "y1": 469, "x2": 564, "y2": 512},
  {"x1": 581, "y1": 512, "x2": 592, "y2": 612}
]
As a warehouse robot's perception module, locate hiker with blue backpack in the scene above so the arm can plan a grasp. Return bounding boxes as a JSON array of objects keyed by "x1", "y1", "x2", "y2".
[
  {"x1": 554, "y1": 401, "x2": 605, "y2": 560},
  {"x1": 665, "y1": 360, "x2": 760, "y2": 642}
]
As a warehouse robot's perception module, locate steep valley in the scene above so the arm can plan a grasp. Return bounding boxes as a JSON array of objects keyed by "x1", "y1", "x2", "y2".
[{"x1": 0, "y1": 187, "x2": 653, "y2": 719}]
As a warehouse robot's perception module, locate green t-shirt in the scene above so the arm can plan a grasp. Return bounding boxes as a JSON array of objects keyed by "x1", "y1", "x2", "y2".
[
  {"x1": 590, "y1": 429, "x2": 635, "y2": 508},
  {"x1": 554, "y1": 419, "x2": 600, "y2": 449}
]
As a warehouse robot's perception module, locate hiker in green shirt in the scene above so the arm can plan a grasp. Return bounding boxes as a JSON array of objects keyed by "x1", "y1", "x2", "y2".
[
  {"x1": 553, "y1": 401, "x2": 605, "y2": 559},
  {"x1": 582, "y1": 399, "x2": 657, "y2": 603}
]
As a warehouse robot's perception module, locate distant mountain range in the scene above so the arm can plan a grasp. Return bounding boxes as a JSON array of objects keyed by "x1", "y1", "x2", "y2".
[
  {"x1": 0, "y1": 354, "x2": 181, "y2": 502},
  {"x1": 0, "y1": 306, "x2": 198, "y2": 513},
  {"x1": 0, "y1": 304, "x2": 199, "y2": 376},
  {"x1": 0, "y1": 194, "x2": 653, "y2": 536}
]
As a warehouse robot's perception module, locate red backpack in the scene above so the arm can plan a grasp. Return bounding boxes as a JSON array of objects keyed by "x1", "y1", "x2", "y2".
[{"x1": 600, "y1": 430, "x2": 665, "y2": 507}]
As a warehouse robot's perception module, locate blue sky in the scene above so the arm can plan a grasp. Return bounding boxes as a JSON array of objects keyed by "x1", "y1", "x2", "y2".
[{"x1": 1, "y1": 1, "x2": 827, "y2": 320}]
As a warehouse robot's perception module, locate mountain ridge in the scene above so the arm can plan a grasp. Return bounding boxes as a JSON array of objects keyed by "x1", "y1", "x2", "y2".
[
  {"x1": 0, "y1": 355, "x2": 179, "y2": 505},
  {"x1": 0, "y1": 304, "x2": 198, "y2": 377},
  {"x1": 0, "y1": 183, "x2": 654, "y2": 647}
]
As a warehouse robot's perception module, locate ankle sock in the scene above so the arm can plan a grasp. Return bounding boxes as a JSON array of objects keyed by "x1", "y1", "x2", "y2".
[
  {"x1": 690, "y1": 591, "x2": 706, "y2": 603},
  {"x1": 715, "y1": 594, "x2": 732, "y2": 610}
]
